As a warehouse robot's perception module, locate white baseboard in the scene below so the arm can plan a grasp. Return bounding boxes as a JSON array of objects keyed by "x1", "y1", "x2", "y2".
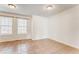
[
  {"x1": 49, "y1": 38, "x2": 79, "y2": 49},
  {"x1": 0, "y1": 38, "x2": 31, "y2": 42}
]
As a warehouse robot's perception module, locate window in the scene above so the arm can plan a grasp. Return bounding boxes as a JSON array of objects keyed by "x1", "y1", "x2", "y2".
[
  {"x1": 17, "y1": 18, "x2": 27, "y2": 34},
  {"x1": 0, "y1": 16, "x2": 29, "y2": 36},
  {"x1": 0, "y1": 16, "x2": 12, "y2": 35}
]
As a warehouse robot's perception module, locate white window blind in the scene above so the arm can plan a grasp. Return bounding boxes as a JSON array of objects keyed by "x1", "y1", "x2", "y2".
[{"x1": 0, "y1": 16, "x2": 12, "y2": 35}]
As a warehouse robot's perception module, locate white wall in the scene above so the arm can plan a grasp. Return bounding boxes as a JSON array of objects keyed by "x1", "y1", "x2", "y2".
[
  {"x1": 49, "y1": 5, "x2": 79, "y2": 48},
  {"x1": 32, "y1": 15, "x2": 48, "y2": 40}
]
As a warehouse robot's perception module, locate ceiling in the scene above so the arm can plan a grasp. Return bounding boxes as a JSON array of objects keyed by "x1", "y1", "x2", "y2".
[{"x1": 0, "y1": 4, "x2": 77, "y2": 17}]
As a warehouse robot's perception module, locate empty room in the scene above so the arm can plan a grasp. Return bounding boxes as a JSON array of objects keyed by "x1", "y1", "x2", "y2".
[{"x1": 0, "y1": 4, "x2": 79, "y2": 54}]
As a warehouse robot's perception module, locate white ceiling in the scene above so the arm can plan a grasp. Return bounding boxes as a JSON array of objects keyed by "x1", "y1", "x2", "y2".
[{"x1": 0, "y1": 4, "x2": 77, "y2": 17}]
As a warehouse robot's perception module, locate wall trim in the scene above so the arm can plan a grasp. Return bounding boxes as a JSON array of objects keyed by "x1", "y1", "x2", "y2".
[{"x1": 49, "y1": 38, "x2": 79, "y2": 49}]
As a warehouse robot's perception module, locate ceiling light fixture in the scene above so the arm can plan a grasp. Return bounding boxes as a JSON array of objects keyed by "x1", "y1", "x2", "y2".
[
  {"x1": 8, "y1": 4, "x2": 16, "y2": 9},
  {"x1": 46, "y1": 5, "x2": 55, "y2": 10}
]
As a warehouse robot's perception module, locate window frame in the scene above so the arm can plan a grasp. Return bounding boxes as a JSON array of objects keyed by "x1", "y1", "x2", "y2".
[
  {"x1": 0, "y1": 16, "x2": 13, "y2": 35},
  {"x1": 0, "y1": 16, "x2": 30, "y2": 36},
  {"x1": 16, "y1": 18, "x2": 28, "y2": 35}
]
